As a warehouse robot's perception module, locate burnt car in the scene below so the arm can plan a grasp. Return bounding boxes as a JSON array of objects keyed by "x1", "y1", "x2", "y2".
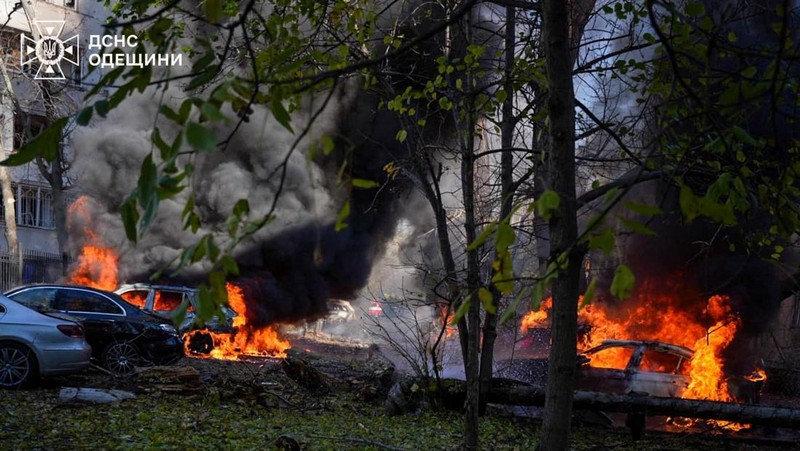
[
  {"x1": 504, "y1": 339, "x2": 763, "y2": 402},
  {"x1": 0, "y1": 296, "x2": 92, "y2": 388},
  {"x1": 577, "y1": 340, "x2": 693, "y2": 398},
  {"x1": 5, "y1": 285, "x2": 183, "y2": 375},
  {"x1": 114, "y1": 283, "x2": 236, "y2": 333}
]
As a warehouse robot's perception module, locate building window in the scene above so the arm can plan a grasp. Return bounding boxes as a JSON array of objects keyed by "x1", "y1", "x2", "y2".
[
  {"x1": 17, "y1": 184, "x2": 55, "y2": 229},
  {"x1": 45, "y1": 0, "x2": 77, "y2": 9},
  {"x1": 0, "y1": 183, "x2": 56, "y2": 229}
]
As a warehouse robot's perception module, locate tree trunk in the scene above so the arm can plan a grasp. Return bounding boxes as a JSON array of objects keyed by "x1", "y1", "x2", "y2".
[
  {"x1": 539, "y1": 0, "x2": 581, "y2": 449},
  {"x1": 461, "y1": 17, "x2": 481, "y2": 450},
  {"x1": 434, "y1": 378, "x2": 800, "y2": 429},
  {"x1": 478, "y1": 5, "x2": 517, "y2": 414},
  {"x1": 0, "y1": 63, "x2": 21, "y2": 278}
]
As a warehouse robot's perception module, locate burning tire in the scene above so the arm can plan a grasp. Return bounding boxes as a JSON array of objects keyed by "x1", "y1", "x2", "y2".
[
  {"x1": 102, "y1": 342, "x2": 141, "y2": 375},
  {"x1": 0, "y1": 342, "x2": 37, "y2": 389},
  {"x1": 186, "y1": 332, "x2": 214, "y2": 355}
]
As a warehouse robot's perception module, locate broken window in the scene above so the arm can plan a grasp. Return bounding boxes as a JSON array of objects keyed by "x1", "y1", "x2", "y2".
[
  {"x1": 640, "y1": 349, "x2": 687, "y2": 375},
  {"x1": 153, "y1": 290, "x2": 191, "y2": 313}
]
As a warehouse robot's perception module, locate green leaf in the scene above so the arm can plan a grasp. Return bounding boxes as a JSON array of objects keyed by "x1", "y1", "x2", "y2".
[
  {"x1": 466, "y1": 222, "x2": 497, "y2": 251},
  {"x1": 232, "y1": 199, "x2": 249, "y2": 217},
  {"x1": 732, "y1": 125, "x2": 758, "y2": 146},
  {"x1": 171, "y1": 299, "x2": 190, "y2": 329},
  {"x1": 478, "y1": 287, "x2": 495, "y2": 314},
  {"x1": 120, "y1": 195, "x2": 139, "y2": 243},
  {"x1": 204, "y1": 0, "x2": 223, "y2": 23},
  {"x1": 492, "y1": 250, "x2": 514, "y2": 295},
  {"x1": 679, "y1": 184, "x2": 698, "y2": 222},
  {"x1": 137, "y1": 154, "x2": 157, "y2": 206},
  {"x1": 619, "y1": 216, "x2": 657, "y2": 236},
  {"x1": 452, "y1": 296, "x2": 471, "y2": 323},
  {"x1": 335, "y1": 200, "x2": 350, "y2": 231},
  {"x1": 3, "y1": 117, "x2": 69, "y2": 166},
  {"x1": 186, "y1": 122, "x2": 217, "y2": 151},
  {"x1": 95, "y1": 100, "x2": 110, "y2": 117},
  {"x1": 536, "y1": 190, "x2": 560, "y2": 221},
  {"x1": 588, "y1": 228, "x2": 615, "y2": 254},
  {"x1": 139, "y1": 195, "x2": 160, "y2": 234},
  {"x1": 220, "y1": 255, "x2": 239, "y2": 276},
  {"x1": 321, "y1": 136, "x2": 335, "y2": 155},
  {"x1": 685, "y1": 1, "x2": 705, "y2": 17},
  {"x1": 395, "y1": 129, "x2": 408, "y2": 143},
  {"x1": 76, "y1": 107, "x2": 93, "y2": 126},
  {"x1": 352, "y1": 178, "x2": 381, "y2": 189},
  {"x1": 580, "y1": 277, "x2": 597, "y2": 309},
  {"x1": 201, "y1": 102, "x2": 227, "y2": 122},
  {"x1": 495, "y1": 222, "x2": 516, "y2": 252},
  {"x1": 610, "y1": 264, "x2": 635, "y2": 300},
  {"x1": 271, "y1": 97, "x2": 294, "y2": 132},
  {"x1": 205, "y1": 236, "x2": 220, "y2": 262}
]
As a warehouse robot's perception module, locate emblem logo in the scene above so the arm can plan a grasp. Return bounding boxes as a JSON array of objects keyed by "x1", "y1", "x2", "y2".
[{"x1": 20, "y1": 20, "x2": 80, "y2": 80}]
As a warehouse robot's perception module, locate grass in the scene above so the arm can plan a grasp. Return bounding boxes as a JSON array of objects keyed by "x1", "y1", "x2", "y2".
[{"x1": 0, "y1": 359, "x2": 796, "y2": 450}]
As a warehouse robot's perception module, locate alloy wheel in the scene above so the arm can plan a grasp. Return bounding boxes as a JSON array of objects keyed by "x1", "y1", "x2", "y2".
[
  {"x1": 0, "y1": 345, "x2": 32, "y2": 388},
  {"x1": 103, "y1": 342, "x2": 140, "y2": 375}
]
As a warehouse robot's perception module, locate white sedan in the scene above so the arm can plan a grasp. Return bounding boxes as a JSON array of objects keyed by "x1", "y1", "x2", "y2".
[{"x1": 0, "y1": 296, "x2": 92, "y2": 388}]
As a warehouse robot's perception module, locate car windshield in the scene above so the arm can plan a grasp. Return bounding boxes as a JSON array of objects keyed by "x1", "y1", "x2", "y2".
[{"x1": 584, "y1": 346, "x2": 634, "y2": 370}]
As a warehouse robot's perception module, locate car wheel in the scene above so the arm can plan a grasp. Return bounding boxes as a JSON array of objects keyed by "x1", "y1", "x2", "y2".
[
  {"x1": 0, "y1": 342, "x2": 37, "y2": 389},
  {"x1": 186, "y1": 332, "x2": 214, "y2": 354},
  {"x1": 102, "y1": 342, "x2": 141, "y2": 375}
]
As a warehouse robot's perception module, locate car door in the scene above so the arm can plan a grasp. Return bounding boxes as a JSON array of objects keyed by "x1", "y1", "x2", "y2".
[
  {"x1": 577, "y1": 345, "x2": 637, "y2": 394},
  {"x1": 630, "y1": 348, "x2": 690, "y2": 397},
  {"x1": 54, "y1": 288, "x2": 128, "y2": 350}
]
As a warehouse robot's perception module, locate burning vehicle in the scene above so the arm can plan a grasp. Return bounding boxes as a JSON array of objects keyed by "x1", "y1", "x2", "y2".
[
  {"x1": 114, "y1": 283, "x2": 237, "y2": 333},
  {"x1": 510, "y1": 289, "x2": 768, "y2": 410},
  {"x1": 5, "y1": 285, "x2": 184, "y2": 374},
  {"x1": 578, "y1": 340, "x2": 763, "y2": 401}
]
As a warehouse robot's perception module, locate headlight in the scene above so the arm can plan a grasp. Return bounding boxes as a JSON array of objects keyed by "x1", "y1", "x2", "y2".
[{"x1": 159, "y1": 323, "x2": 179, "y2": 336}]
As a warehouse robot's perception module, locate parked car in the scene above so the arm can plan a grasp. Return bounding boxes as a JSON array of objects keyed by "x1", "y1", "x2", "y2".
[
  {"x1": 114, "y1": 283, "x2": 236, "y2": 333},
  {"x1": 5, "y1": 285, "x2": 183, "y2": 375},
  {"x1": 357, "y1": 296, "x2": 438, "y2": 337},
  {"x1": 0, "y1": 296, "x2": 92, "y2": 388}
]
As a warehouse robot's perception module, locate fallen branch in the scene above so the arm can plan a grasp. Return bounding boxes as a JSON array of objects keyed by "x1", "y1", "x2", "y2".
[
  {"x1": 261, "y1": 390, "x2": 301, "y2": 409},
  {"x1": 434, "y1": 378, "x2": 800, "y2": 428}
]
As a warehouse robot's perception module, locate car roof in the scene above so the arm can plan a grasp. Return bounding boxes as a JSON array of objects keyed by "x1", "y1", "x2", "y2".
[
  {"x1": 584, "y1": 339, "x2": 694, "y2": 358},
  {"x1": 6, "y1": 283, "x2": 121, "y2": 297},
  {"x1": 115, "y1": 283, "x2": 198, "y2": 293}
]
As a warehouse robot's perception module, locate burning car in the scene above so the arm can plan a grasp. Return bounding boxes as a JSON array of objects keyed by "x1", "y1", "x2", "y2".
[
  {"x1": 5, "y1": 285, "x2": 184, "y2": 374},
  {"x1": 577, "y1": 340, "x2": 694, "y2": 398},
  {"x1": 114, "y1": 283, "x2": 237, "y2": 333},
  {"x1": 505, "y1": 339, "x2": 764, "y2": 402}
]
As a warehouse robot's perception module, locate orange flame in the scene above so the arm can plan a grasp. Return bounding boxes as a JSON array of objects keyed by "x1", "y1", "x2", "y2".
[
  {"x1": 683, "y1": 295, "x2": 739, "y2": 401},
  {"x1": 68, "y1": 196, "x2": 119, "y2": 291},
  {"x1": 440, "y1": 306, "x2": 457, "y2": 338},
  {"x1": 68, "y1": 196, "x2": 290, "y2": 360},
  {"x1": 119, "y1": 291, "x2": 147, "y2": 309},
  {"x1": 746, "y1": 367, "x2": 767, "y2": 382},
  {"x1": 518, "y1": 283, "x2": 764, "y2": 413},
  {"x1": 184, "y1": 283, "x2": 290, "y2": 359}
]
